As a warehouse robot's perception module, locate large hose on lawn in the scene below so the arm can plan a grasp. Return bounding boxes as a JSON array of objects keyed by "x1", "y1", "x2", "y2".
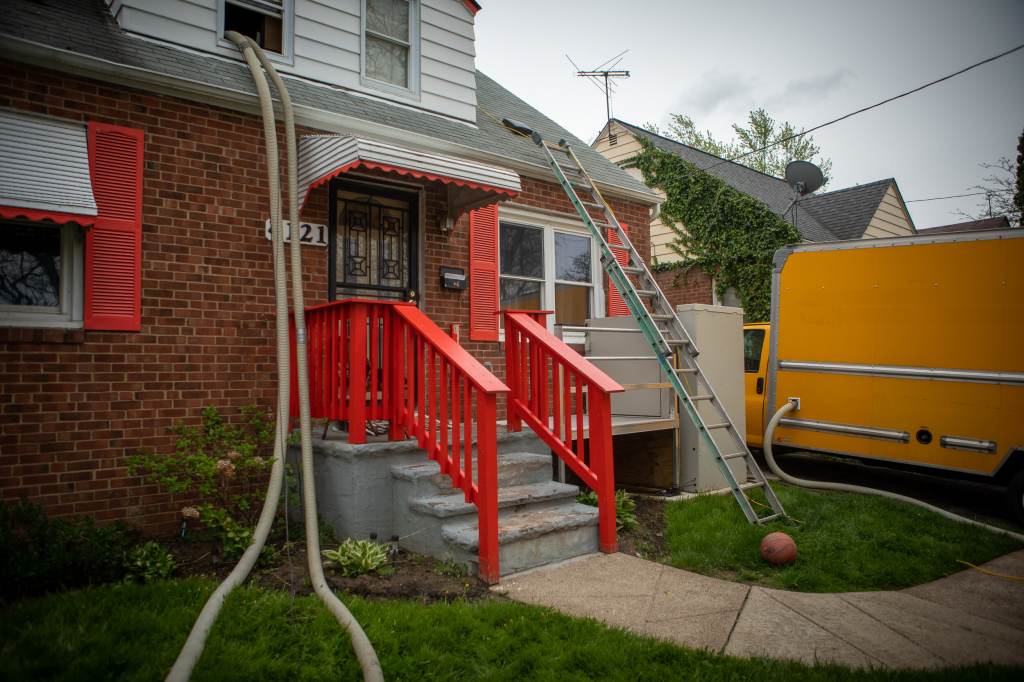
[
  {"x1": 166, "y1": 33, "x2": 381, "y2": 681},
  {"x1": 763, "y1": 399, "x2": 1024, "y2": 543},
  {"x1": 246, "y1": 37, "x2": 384, "y2": 682}
]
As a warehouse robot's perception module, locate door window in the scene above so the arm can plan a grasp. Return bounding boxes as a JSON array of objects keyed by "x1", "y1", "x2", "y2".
[{"x1": 743, "y1": 328, "x2": 765, "y2": 373}]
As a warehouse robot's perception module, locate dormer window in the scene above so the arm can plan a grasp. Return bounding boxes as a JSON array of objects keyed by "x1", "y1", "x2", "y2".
[
  {"x1": 362, "y1": 0, "x2": 420, "y2": 95},
  {"x1": 219, "y1": 0, "x2": 293, "y2": 60}
]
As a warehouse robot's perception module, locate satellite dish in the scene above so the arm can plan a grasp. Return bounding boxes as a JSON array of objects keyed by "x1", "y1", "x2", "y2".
[{"x1": 785, "y1": 160, "x2": 824, "y2": 196}]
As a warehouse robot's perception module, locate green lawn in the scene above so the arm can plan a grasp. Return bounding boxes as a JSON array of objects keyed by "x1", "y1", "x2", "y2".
[
  {"x1": 1, "y1": 579, "x2": 1019, "y2": 681},
  {"x1": 664, "y1": 483, "x2": 1022, "y2": 592}
]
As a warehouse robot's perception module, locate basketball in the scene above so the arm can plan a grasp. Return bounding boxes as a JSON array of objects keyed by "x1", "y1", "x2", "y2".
[{"x1": 760, "y1": 531, "x2": 797, "y2": 566}]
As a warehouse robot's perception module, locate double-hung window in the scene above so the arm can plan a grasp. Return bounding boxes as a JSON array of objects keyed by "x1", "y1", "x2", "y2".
[
  {"x1": 362, "y1": 0, "x2": 419, "y2": 94},
  {"x1": 498, "y1": 216, "x2": 599, "y2": 338}
]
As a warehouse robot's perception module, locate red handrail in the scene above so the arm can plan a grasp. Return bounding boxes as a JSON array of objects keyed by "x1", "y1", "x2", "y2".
[
  {"x1": 502, "y1": 311, "x2": 624, "y2": 553},
  {"x1": 290, "y1": 299, "x2": 509, "y2": 583}
]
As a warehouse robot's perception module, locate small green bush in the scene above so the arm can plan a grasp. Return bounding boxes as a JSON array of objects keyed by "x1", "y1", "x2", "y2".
[
  {"x1": 0, "y1": 499, "x2": 137, "y2": 600},
  {"x1": 124, "y1": 541, "x2": 177, "y2": 583},
  {"x1": 577, "y1": 489, "x2": 638, "y2": 532},
  {"x1": 434, "y1": 559, "x2": 467, "y2": 578},
  {"x1": 127, "y1": 405, "x2": 275, "y2": 559},
  {"x1": 322, "y1": 539, "x2": 390, "y2": 577}
]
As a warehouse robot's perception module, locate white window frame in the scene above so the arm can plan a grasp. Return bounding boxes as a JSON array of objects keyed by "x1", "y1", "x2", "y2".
[
  {"x1": 360, "y1": 0, "x2": 421, "y2": 100},
  {"x1": 497, "y1": 206, "x2": 604, "y2": 344},
  {"x1": 0, "y1": 222, "x2": 84, "y2": 329},
  {"x1": 217, "y1": 0, "x2": 295, "y2": 65}
]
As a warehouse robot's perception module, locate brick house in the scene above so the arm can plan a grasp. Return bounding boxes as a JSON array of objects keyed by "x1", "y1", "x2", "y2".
[{"x1": 0, "y1": 0, "x2": 658, "y2": 572}]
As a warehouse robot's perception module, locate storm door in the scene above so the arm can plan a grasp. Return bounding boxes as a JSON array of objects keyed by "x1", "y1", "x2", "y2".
[{"x1": 328, "y1": 179, "x2": 418, "y2": 301}]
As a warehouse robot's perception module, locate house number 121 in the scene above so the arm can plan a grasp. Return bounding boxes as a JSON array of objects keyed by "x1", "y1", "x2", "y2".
[{"x1": 264, "y1": 219, "x2": 328, "y2": 247}]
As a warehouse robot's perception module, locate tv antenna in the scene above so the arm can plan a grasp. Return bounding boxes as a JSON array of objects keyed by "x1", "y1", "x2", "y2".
[
  {"x1": 785, "y1": 160, "x2": 824, "y2": 234},
  {"x1": 567, "y1": 50, "x2": 630, "y2": 123}
]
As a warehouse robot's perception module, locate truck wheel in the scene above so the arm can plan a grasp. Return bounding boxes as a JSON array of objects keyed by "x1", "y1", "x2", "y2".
[{"x1": 1006, "y1": 469, "x2": 1024, "y2": 525}]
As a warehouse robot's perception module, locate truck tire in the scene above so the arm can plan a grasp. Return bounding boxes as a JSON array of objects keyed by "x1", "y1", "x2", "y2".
[{"x1": 1006, "y1": 469, "x2": 1024, "y2": 525}]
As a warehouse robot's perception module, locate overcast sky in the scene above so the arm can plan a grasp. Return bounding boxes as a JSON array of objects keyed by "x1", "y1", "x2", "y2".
[{"x1": 474, "y1": 0, "x2": 1024, "y2": 229}]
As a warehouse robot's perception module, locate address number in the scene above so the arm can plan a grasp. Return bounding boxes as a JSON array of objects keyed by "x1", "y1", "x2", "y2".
[{"x1": 265, "y1": 219, "x2": 328, "y2": 247}]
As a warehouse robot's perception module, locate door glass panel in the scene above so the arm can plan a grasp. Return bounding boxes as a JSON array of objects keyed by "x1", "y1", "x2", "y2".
[
  {"x1": 0, "y1": 223, "x2": 61, "y2": 308},
  {"x1": 555, "y1": 283, "x2": 589, "y2": 326},
  {"x1": 334, "y1": 188, "x2": 412, "y2": 299},
  {"x1": 744, "y1": 329, "x2": 765, "y2": 372},
  {"x1": 500, "y1": 223, "x2": 543, "y2": 278},
  {"x1": 554, "y1": 232, "x2": 591, "y2": 283}
]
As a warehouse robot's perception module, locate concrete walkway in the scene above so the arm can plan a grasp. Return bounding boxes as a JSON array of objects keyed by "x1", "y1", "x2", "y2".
[{"x1": 492, "y1": 551, "x2": 1024, "y2": 669}]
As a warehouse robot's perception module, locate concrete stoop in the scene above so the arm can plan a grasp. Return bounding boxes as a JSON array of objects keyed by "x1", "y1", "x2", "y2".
[{"x1": 392, "y1": 451, "x2": 599, "y2": 576}]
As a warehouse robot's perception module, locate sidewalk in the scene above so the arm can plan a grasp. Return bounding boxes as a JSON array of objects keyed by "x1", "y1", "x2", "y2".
[{"x1": 492, "y1": 550, "x2": 1024, "y2": 669}]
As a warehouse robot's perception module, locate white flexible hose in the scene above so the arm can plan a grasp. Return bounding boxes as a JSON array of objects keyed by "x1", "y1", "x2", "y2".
[
  {"x1": 246, "y1": 38, "x2": 384, "y2": 682},
  {"x1": 165, "y1": 33, "x2": 290, "y2": 682},
  {"x1": 763, "y1": 400, "x2": 1024, "y2": 543}
]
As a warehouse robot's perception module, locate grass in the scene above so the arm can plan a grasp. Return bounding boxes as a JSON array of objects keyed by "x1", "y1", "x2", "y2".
[
  {"x1": 1, "y1": 579, "x2": 1019, "y2": 681},
  {"x1": 664, "y1": 483, "x2": 1022, "y2": 592}
]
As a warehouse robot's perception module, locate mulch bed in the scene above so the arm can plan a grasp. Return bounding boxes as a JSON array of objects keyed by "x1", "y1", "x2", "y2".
[
  {"x1": 616, "y1": 496, "x2": 670, "y2": 562},
  {"x1": 165, "y1": 536, "x2": 492, "y2": 603}
]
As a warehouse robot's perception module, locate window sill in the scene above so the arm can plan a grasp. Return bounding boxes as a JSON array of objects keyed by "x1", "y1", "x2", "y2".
[{"x1": 358, "y1": 75, "x2": 422, "y2": 103}]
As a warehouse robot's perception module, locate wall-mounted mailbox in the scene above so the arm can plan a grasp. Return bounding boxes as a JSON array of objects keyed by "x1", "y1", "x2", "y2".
[{"x1": 440, "y1": 267, "x2": 467, "y2": 291}]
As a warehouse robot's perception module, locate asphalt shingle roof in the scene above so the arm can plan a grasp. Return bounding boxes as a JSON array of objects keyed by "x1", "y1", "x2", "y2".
[
  {"x1": 3, "y1": 0, "x2": 654, "y2": 201},
  {"x1": 613, "y1": 119, "x2": 909, "y2": 242}
]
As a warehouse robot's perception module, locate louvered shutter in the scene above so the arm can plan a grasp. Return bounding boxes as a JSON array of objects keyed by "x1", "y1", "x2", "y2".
[
  {"x1": 468, "y1": 204, "x2": 499, "y2": 341},
  {"x1": 607, "y1": 225, "x2": 631, "y2": 316},
  {"x1": 85, "y1": 122, "x2": 143, "y2": 331}
]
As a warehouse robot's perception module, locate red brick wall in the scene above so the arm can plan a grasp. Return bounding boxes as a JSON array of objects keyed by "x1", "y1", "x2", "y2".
[
  {"x1": 653, "y1": 266, "x2": 714, "y2": 309},
  {"x1": 0, "y1": 62, "x2": 652, "y2": 532}
]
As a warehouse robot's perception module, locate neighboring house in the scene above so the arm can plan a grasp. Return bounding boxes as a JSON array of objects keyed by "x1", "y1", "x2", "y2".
[
  {"x1": 921, "y1": 216, "x2": 1012, "y2": 234},
  {"x1": 0, "y1": 0, "x2": 657, "y2": 545},
  {"x1": 593, "y1": 119, "x2": 916, "y2": 305}
]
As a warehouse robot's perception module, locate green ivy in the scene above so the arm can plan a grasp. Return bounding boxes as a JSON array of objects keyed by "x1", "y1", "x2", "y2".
[{"x1": 632, "y1": 140, "x2": 800, "y2": 321}]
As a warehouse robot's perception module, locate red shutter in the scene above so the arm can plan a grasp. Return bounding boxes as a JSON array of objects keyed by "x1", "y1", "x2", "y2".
[
  {"x1": 469, "y1": 204, "x2": 499, "y2": 341},
  {"x1": 607, "y1": 224, "x2": 631, "y2": 316},
  {"x1": 85, "y1": 122, "x2": 143, "y2": 331}
]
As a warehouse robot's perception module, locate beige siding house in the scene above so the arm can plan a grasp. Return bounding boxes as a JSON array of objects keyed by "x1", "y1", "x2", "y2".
[{"x1": 593, "y1": 119, "x2": 916, "y2": 265}]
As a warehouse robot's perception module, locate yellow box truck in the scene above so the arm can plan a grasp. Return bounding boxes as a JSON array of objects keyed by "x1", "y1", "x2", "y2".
[{"x1": 744, "y1": 228, "x2": 1024, "y2": 521}]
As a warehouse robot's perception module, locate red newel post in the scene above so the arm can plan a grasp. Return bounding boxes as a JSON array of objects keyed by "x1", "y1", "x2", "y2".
[
  {"x1": 590, "y1": 391, "x2": 618, "y2": 553},
  {"x1": 388, "y1": 309, "x2": 406, "y2": 441},
  {"x1": 475, "y1": 393, "x2": 501, "y2": 583},
  {"x1": 504, "y1": 314, "x2": 522, "y2": 432},
  {"x1": 348, "y1": 303, "x2": 368, "y2": 444}
]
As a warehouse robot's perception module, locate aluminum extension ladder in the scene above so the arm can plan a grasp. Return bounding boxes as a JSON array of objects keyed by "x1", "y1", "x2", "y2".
[{"x1": 528, "y1": 130, "x2": 786, "y2": 524}]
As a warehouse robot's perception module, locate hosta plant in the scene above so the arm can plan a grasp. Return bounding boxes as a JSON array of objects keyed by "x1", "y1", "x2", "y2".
[{"x1": 322, "y1": 539, "x2": 390, "y2": 577}]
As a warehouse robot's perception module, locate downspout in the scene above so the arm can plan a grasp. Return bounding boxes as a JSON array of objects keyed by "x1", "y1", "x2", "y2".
[
  {"x1": 165, "y1": 33, "x2": 382, "y2": 681},
  {"x1": 763, "y1": 399, "x2": 1024, "y2": 543}
]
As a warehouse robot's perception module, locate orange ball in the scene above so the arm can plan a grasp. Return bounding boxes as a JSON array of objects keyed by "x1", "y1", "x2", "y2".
[{"x1": 760, "y1": 531, "x2": 797, "y2": 566}]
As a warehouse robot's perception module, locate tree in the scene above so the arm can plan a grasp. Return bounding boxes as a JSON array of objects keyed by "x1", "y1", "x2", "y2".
[
  {"x1": 955, "y1": 152, "x2": 1022, "y2": 227},
  {"x1": 1015, "y1": 129, "x2": 1023, "y2": 221},
  {"x1": 647, "y1": 109, "x2": 833, "y2": 187}
]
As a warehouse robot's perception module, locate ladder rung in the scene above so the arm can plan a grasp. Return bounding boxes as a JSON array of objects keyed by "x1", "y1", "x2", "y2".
[
  {"x1": 651, "y1": 314, "x2": 674, "y2": 321},
  {"x1": 756, "y1": 513, "x2": 783, "y2": 523},
  {"x1": 704, "y1": 422, "x2": 732, "y2": 430},
  {"x1": 675, "y1": 367, "x2": 698, "y2": 374},
  {"x1": 688, "y1": 394, "x2": 714, "y2": 401},
  {"x1": 581, "y1": 201, "x2": 605, "y2": 210},
  {"x1": 635, "y1": 289, "x2": 658, "y2": 298},
  {"x1": 738, "y1": 481, "x2": 765, "y2": 491},
  {"x1": 621, "y1": 266, "x2": 643, "y2": 275},
  {"x1": 722, "y1": 452, "x2": 748, "y2": 461},
  {"x1": 666, "y1": 339, "x2": 689, "y2": 346},
  {"x1": 586, "y1": 356, "x2": 657, "y2": 361},
  {"x1": 562, "y1": 326, "x2": 640, "y2": 334}
]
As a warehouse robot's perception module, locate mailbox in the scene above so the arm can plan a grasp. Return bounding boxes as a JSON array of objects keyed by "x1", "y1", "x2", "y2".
[{"x1": 440, "y1": 267, "x2": 467, "y2": 291}]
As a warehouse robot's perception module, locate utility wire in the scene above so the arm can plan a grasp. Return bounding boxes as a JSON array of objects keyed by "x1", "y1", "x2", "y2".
[
  {"x1": 699, "y1": 43, "x2": 1024, "y2": 172},
  {"x1": 906, "y1": 190, "x2": 1008, "y2": 203}
]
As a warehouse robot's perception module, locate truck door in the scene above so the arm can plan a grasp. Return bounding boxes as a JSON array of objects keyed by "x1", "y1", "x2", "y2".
[{"x1": 743, "y1": 325, "x2": 768, "y2": 448}]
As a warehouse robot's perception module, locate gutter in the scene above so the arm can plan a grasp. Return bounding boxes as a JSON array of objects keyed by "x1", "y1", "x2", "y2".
[{"x1": 1, "y1": 35, "x2": 661, "y2": 206}]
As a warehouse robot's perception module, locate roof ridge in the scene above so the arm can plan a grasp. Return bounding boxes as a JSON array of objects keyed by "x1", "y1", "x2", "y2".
[{"x1": 803, "y1": 177, "x2": 893, "y2": 201}]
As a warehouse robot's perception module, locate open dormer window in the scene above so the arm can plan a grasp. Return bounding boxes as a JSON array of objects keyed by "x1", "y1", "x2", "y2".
[
  {"x1": 220, "y1": 0, "x2": 292, "y2": 58},
  {"x1": 362, "y1": 0, "x2": 420, "y2": 94}
]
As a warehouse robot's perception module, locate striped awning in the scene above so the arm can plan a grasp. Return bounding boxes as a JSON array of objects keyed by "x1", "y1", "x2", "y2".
[
  {"x1": 297, "y1": 135, "x2": 521, "y2": 216},
  {"x1": 0, "y1": 109, "x2": 98, "y2": 224}
]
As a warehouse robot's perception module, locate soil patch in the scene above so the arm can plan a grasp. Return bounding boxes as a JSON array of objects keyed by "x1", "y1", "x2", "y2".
[
  {"x1": 617, "y1": 496, "x2": 669, "y2": 562},
  {"x1": 166, "y1": 536, "x2": 491, "y2": 603}
]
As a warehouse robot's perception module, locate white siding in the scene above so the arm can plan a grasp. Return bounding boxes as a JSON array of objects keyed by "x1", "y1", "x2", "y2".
[
  {"x1": 862, "y1": 185, "x2": 915, "y2": 239},
  {"x1": 105, "y1": 0, "x2": 478, "y2": 122},
  {"x1": 593, "y1": 121, "x2": 679, "y2": 263}
]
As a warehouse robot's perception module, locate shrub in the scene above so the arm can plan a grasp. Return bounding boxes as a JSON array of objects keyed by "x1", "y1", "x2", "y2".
[
  {"x1": 577, "y1": 489, "x2": 638, "y2": 532},
  {"x1": 124, "y1": 541, "x2": 177, "y2": 583},
  {"x1": 127, "y1": 405, "x2": 275, "y2": 559},
  {"x1": 0, "y1": 499, "x2": 137, "y2": 601},
  {"x1": 322, "y1": 539, "x2": 390, "y2": 577}
]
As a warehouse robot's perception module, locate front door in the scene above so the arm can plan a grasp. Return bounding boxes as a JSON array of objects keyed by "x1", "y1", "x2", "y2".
[
  {"x1": 328, "y1": 179, "x2": 418, "y2": 301},
  {"x1": 743, "y1": 324, "x2": 769, "y2": 448}
]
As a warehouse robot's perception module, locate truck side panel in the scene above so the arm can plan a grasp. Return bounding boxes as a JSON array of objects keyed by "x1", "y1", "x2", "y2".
[{"x1": 768, "y1": 231, "x2": 1024, "y2": 478}]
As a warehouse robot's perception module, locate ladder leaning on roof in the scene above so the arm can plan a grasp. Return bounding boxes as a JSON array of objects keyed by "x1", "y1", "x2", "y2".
[{"x1": 510, "y1": 122, "x2": 786, "y2": 524}]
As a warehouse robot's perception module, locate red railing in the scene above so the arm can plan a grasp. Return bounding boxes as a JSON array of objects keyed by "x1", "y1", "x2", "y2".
[
  {"x1": 502, "y1": 310, "x2": 624, "y2": 552},
  {"x1": 290, "y1": 299, "x2": 509, "y2": 583}
]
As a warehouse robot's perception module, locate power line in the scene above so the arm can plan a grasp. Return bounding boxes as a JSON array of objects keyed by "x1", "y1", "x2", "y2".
[
  {"x1": 906, "y1": 191, "x2": 991, "y2": 203},
  {"x1": 698, "y1": 42, "x2": 1024, "y2": 173}
]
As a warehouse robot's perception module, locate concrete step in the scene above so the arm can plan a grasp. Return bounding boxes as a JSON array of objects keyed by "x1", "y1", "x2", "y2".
[
  {"x1": 391, "y1": 450, "x2": 552, "y2": 498},
  {"x1": 442, "y1": 502, "x2": 600, "y2": 576},
  {"x1": 408, "y1": 480, "x2": 580, "y2": 519}
]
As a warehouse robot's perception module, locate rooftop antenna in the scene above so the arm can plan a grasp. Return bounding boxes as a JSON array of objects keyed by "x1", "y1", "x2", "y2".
[
  {"x1": 567, "y1": 51, "x2": 630, "y2": 124},
  {"x1": 785, "y1": 160, "x2": 824, "y2": 235}
]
